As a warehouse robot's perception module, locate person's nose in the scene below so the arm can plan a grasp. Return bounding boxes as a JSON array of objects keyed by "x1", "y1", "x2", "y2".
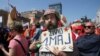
[{"x1": 48, "y1": 18, "x2": 51, "y2": 22}]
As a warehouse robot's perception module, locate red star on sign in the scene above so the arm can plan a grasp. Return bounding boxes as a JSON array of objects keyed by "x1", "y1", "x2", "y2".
[
  {"x1": 64, "y1": 27, "x2": 68, "y2": 31},
  {"x1": 44, "y1": 33, "x2": 46, "y2": 36}
]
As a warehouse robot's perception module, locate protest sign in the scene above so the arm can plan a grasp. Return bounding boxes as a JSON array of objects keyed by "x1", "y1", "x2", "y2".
[{"x1": 39, "y1": 27, "x2": 73, "y2": 52}]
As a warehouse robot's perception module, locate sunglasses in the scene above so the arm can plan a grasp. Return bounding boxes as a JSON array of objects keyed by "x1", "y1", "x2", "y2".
[{"x1": 84, "y1": 26, "x2": 95, "y2": 29}]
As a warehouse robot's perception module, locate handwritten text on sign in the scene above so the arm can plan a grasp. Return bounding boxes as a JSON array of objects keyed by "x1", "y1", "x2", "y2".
[{"x1": 39, "y1": 27, "x2": 73, "y2": 52}]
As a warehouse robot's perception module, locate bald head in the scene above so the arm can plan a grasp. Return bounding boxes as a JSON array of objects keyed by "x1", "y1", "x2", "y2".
[{"x1": 84, "y1": 22, "x2": 95, "y2": 27}]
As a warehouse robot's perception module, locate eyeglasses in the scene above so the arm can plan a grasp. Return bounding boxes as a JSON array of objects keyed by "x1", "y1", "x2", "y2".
[
  {"x1": 97, "y1": 26, "x2": 100, "y2": 29},
  {"x1": 84, "y1": 26, "x2": 95, "y2": 29}
]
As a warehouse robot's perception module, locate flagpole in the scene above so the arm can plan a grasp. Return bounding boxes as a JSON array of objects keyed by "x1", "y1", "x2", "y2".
[{"x1": 7, "y1": 0, "x2": 10, "y2": 12}]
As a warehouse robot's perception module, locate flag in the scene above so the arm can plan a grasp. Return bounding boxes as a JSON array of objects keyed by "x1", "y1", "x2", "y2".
[{"x1": 10, "y1": 7, "x2": 17, "y2": 20}]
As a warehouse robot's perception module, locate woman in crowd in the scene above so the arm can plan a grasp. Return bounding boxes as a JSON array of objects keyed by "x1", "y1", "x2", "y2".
[{"x1": 0, "y1": 24, "x2": 28, "y2": 56}]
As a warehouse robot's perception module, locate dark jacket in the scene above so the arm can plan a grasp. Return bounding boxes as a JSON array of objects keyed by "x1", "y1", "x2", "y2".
[{"x1": 76, "y1": 34, "x2": 100, "y2": 56}]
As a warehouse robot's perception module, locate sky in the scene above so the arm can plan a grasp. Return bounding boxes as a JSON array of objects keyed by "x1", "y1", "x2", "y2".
[{"x1": 0, "y1": 0, "x2": 100, "y2": 23}]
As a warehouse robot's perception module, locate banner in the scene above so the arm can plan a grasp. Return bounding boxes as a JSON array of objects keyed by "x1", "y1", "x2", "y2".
[
  {"x1": 0, "y1": 16, "x2": 2, "y2": 27},
  {"x1": 0, "y1": 16, "x2": 2, "y2": 23},
  {"x1": 39, "y1": 27, "x2": 73, "y2": 52}
]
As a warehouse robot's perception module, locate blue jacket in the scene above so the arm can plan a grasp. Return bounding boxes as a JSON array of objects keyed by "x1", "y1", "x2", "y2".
[{"x1": 76, "y1": 34, "x2": 100, "y2": 56}]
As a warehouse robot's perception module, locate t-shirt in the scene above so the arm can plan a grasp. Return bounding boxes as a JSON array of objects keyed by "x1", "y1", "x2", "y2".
[{"x1": 9, "y1": 35, "x2": 28, "y2": 56}]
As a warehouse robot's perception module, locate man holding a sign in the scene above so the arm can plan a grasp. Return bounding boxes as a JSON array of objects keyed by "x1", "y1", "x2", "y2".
[{"x1": 29, "y1": 9, "x2": 77, "y2": 56}]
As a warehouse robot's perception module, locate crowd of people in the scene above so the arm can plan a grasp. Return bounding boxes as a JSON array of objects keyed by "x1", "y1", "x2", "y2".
[{"x1": 0, "y1": 8, "x2": 100, "y2": 56}]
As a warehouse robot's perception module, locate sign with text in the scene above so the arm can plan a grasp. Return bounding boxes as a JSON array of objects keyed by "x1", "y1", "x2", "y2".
[{"x1": 39, "y1": 27, "x2": 73, "y2": 52}]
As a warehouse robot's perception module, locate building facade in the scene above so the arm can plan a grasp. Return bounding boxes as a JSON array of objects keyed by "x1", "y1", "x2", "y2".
[
  {"x1": 0, "y1": 9, "x2": 8, "y2": 27},
  {"x1": 95, "y1": 9, "x2": 100, "y2": 26},
  {"x1": 21, "y1": 10, "x2": 44, "y2": 24}
]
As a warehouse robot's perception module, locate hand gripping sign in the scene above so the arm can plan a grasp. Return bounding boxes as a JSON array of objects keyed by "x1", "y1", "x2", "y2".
[{"x1": 39, "y1": 27, "x2": 73, "y2": 52}]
